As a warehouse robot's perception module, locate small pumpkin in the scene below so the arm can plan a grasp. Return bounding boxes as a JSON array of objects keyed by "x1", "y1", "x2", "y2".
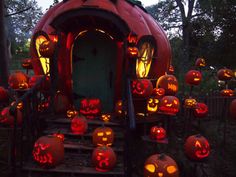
[
  {"x1": 159, "y1": 96, "x2": 180, "y2": 115},
  {"x1": 92, "y1": 146, "x2": 117, "y2": 172},
  {"x1": 185, "y1": 70, "x2": 202, "y2": 86},
  {"x1": 194, "y1": 103, "x2": 208, "y2": 118},
  {"x1": 156, "y1": 75, "x2": 178, "y2": 95},
  {"x1": 92, "y1": 126, "x2": 114, "y2": 147},
  {"x1": 67, "y1": 109, "x2": 78, "y2": 119},
  {"x1": 39, "y1": 40, "x2": 55, "y2": 58},
  {"x1": 79, "y1": 98, "x2": 102, "y2": 119},
  {"x1": 195, "y1": 58, "x2": 206, "y2": 67},
  {"x1": 217, "y1": 68, "x2": 233, "y2": 81},
  {"x1": 127, "y1": 46, "x2": 138, "y2": 58},
  {"x1": 8, "y1": 71, "x2": 28, "y2": 89},
  {"x1": 100, "y1": 113, "x2": 112, "y2": 122},
  {"x1": 132, "y1": 79, "x2": 153, "y2": 98},
  {"x1": 229, "y1": 99, "x2": 236, "y2": 119},
  {"x1": 147, "y1": 97, "x2": 159, "y2": 114},
  {"x1": 70, "y1": 115, "x2": 88, "y2": 135},
  {"x1": 184, "y1": 98, "x2": 197, "y2": 108},
  {"x1": 152, "y1": 88, "x2": 165, "y2": 98},
  {"x1": 0, "y1": 107, "x2": 22, "y2": 126},
  {"x1": 150, "y1": 126, "x2": 166, "y2": 140},
  {"x1": 11, "y1": 101, "x2": 24, "y2": 111},
  {"x1": 21, "y1": 58, "x2": 33, "y2": 69},
  {"x1": 220, "y1": 89, "x2": 234, "y2": 97}
]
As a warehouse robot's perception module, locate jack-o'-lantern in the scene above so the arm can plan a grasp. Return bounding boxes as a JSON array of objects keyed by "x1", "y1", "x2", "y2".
[
  {"x1": 71, "y1": 115, "x2": 88, "y2": 135},
  {"x1": 18, "y1": 81, "x2": 29, "y2": 90},
  {"x1": 21, "y1": 58, "x2": 33, "y2": 70},
  {"x1": 93, "y1": 126, "x2": 114, "y2": 147},
  {"x1": 0, "y1": 87, "x2": 9, "y2": 102},
  {"x1": 144, "y1": 153, "x2": 179, "y2": 177},
  {"x1": 220, "y1": 89, "x2": 234, "y2": 97},
  {"x1": 168, "y1": 65, "x2": 174, "y2": 74},
  {"x1": 11, "y1": 101, "x2": 23, "y2": 111},
  {"x1": 80, "y1": 98, "x2": 101, "y2": 119},
  {"x1": 132, "y1": 79, "x2": 153, "y2": 98},
  {"x1": 127, "y1": 46, "x2": 138, "y2": 58},
  {"x1": 38, "y1": 101, "x2": 49, "y2": 112},
  {"x1": 92, "y1": 146, "x2": 117, "y2": 172},
  {"x1": 32, "y1": 135, "x2": 64, "y2": 167},
  {"x1": 185, "y1": 70, "x2": 202, "y2": 86},
  {"x1": 184, "y1": 98, "x2": 197, "y2": 108},
  {"x1": 39, "y1": 40, "x2": 55, "y2": 58},
  {"x1": 159, "y1": 96, "x2": 180, "y2": 115},
  {"x1": 53, "y1": 133, "x2": 65, "y2": 142},
  {"x1": 156, "y1": 75, "x2": 178, "y2": 95},
  {"x1": 229, "y1": 99, "x2": 236, "y2": 119},
  {"x1": 217, "y1": 68, "x2": 233, "y2": 81},
  {"x1": 66, "y1": 109, "x2": 78, "y2": 119},
  {"x1": 152, "y1": 88, "x2": 165, "y2": 98},
  {"x1": 115, "y1": 100, "x2": 124, "y2": 116},
  {"x1": 150, "y1": 126, "x2": 166, "y2": 140},
  {"x1": 54, "y1": 91, "x2": 70, "y2": 114},
  {"x1": 147, "y1": 98, "x2": 159, "y2": 114},
  {"x1": 100, "y1": 113, "x2": 112, "y2": 122},
  {"x1": 184, "y1": 134, "x2": 210, "y2": 161},
  {"x1": 127, "y1": 32, "x2": 138, "y2": 45},
  {"x1": 194, "y1": 103, "x2": 208, "y2": 118},
  {"x1": 8, "y1": 71, "x2": 28, "y2": 89},
  {"x1": 0, "y1": 107, "x2": 22, "y2": 126},
  {"x1": 195, "y1": 58, "x2": 206, "y2": 67}
]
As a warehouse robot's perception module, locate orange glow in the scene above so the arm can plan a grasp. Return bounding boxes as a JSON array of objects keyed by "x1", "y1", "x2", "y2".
[
  {"x1": 145, "y1": 164, "x2": 156, "y2": 173},
  {"x1": 167, "y1": 166, "x2": 177, "y2": 174}
]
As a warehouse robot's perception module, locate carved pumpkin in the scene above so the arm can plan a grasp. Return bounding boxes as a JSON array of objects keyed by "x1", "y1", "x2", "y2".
[
  {"x1": 156, "y1": 75, "x2": 178, "y2": 95},
  {"x1": 21, "y1": 58, "x2": 33, "y2": 69},
  {"x1": 217, "y1": 68, "x2": 233, "y2": 81},
  {"x1": 184, "y1": 98, "x2": 197, "y2": 108},
  {"x1": 71, "y1": 115, "x2": 88, "y2": 135},
  {"x1": 100, "y1": 113, "x2": 112, "y2": 122},
  {"x1": 144, "y1": 154, "x2": 179, "y2": 177},
  {"x1": 32, "y1": 135, "x2": 64, "y2": 167},
  {"x1": 152, "y1": 88, "x2": 165, "y2": 98},
  {"x1": 195, "y1": 58, "x2": 206, "y2": 67},
  {"x1": 168, "y1": 65, "x2": 174, "y2": 74},
  {"x1": 159, "y1": 96, "x2": 180, "y2": 115},
  {"x1": 132, "y1": 79, "x2": 153, "y2": 98},
  {"x1": 0, "y1": 107, "x2": 22, "y2": 126},
  {"x1": 93, "y1": 126, "x2": 114, "y2": 147},
  {"x1": 185, "y1": 70, "x2": 202, "y2": 86},
  {"x1": 92, "y1": 146, "x2": 117, "y2": 172},
  {"x1": 0, "y1": 87, "x2": 9, "y2": 102},
  {"x1": 66, "y1": 109, "x2": 78, "y2": 119},
  {"x1": 8, "y1": 71, "x2": 28, "y2": 89},
  {"x1": 147, "y1": 97, "x2": 159, "y2": 114},
  {"x1": 79, "y1": 98, "x2": 101, "y2": 119},
  {"x1": 39, "y1": 40, "x2": 55, "y2": 58},
  {"x1": 127, "y1": 32, "x2": 138, "y2": 45},
  {"x1": 194, "y1": 103, "x2": 208, "y2": 118},
  {"x1": 18, "y1": 82, "x2": 29, "y2": 90},
  {"x1": 150, "y1": 126, "x2": 166, "y2": 140},
  {"x1": 52, "y1": 133, "x2": 65, "y2": 142},
  {"x1": 127, "y1": 46, "x2": 138, "y2": 58},
  {"x1": 184, "y1": 134, "x2": 210, "y2": 161},
  {"x1": 54, "y1": 91, "x2": 70, "y2": 113},
  {"x1": 115, "y1": 100, "x2": 124, "y2": 116},
  {"x1": 220, "y1": 89, "x2": 234, "y2": 97},
  {"x1": 11, "y1": 101, "x2": 24, "y2": 111},
  {"x1": 229, "y1": 99, "x2": 236, "y2": 119}
]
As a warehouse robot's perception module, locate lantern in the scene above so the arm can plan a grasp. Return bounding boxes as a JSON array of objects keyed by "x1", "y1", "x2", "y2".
[
  {"x1": 152, "y1": 88, "x2": 165, "y2": 98},
  {"x1": 185, "y1": 70, "x2": 202, "y2": 86},
  {"x1": 70, "y1": 115, "x2": 88, "y2": 135},
  {"x1": 66, "y1": 109, "x2": 78, "y2": 119},
  {"x1": 150, "y1": 126, "x2": 166, "y2": 140},
  {"x1": 184, "y1": 98, "x2": 197, "y2": 108},
  {"x1": 132, "y1": 79, "x2": 153, "y2": 98},
  {"x1": 217, "y1": 68, "x2": 233, "y2": 81},
  {"x1": 92, "y1": 126, "x2": 114, "y2": 147},
  {"x1": 156, "y1": 75, "x2": 178, "y2": 95},
  {"x1": 168, "y1": 65, "x2": 174, "y2": 74},
  {"x1": 32, "y1": 135, "x2": 64, "y2": 167},
  {"x1": 220, "y1": 89, "x2": 234, "y2": 97},
  {"x1": 8, "y1": 71, "x2": 28, "y2": 89},
  {"x1": 54, "y1": 91, "x2": 70, "y2": 113},
  {"x1": 229, "y1": 99, "x2": 236, "y2": 119},
  {"x1": 127, "y1": 46, "x2": 139, "y2": 58},
  {"x1": 194, "y1": 103, "x2": 208, "y2": 118},
  {"x1": 147, "y1": 97, "x2": 159, "y2": 114},
  {"x1": 100, "y1": 113, "x2": 112, "y2": 122},
  {"x1": 144, "y1": 154, "x2": 179, "y2": 177},
  {"x1": 159, "y1": 96, "x2": 180, "y2": 115},
  {"x1": 184, "y1": 134, "x2": 210, "y2": 161},
  {"x1": 79, "y1": 98, "x2": 102, "y2": 119},
  {"x1": 195, "y1": 58, "x2": 206, "y2": 67},
  {"x1": 39, "y1": 40, "x2": 55, "y2": 58},
  {"x1": 0, "y1": 87, "x2": 9, "y2": 102},
  {"x1": 21, "y1": 58, "x2": 33, "y2": 70},
  {"x1": 92, "y1": 146, "x2": 117, "y2": 172},
  {"x1": 0, "y1": 107, "x2": 22, "y2": 126}
]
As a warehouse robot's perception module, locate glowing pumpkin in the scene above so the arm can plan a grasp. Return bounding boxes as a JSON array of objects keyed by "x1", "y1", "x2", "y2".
[
  {"x1": 0, "y1": 107, "x2": 22, "y2": 126},
  {"x1": 150, "y1": 126, "x2": 166, "y2": 140},
  {"x1": 132, "y1": 79, "x2": 153, "y2": 98},
  {"x1": 195, "y1": 58, "x2": 206, "y2": 67},
  {"x1": 147, "y1": 97, "x2": 159, "y2": 114},
  {"x1": 152, "y1": 88, "x2": 165, "y2": 98},
  {"x1": 92, "y1": 146, "x2": 117, "y2": 172},
  {"x1": 217, "y1": 68, "x2": 233, "y2": 81},
  {"x1": 159, "y1": 96, "x2": 180, "y2": 115},
  {"x1": 92, "y1": 126, "x2": 114, "y2": 147},
  {"x1": 184, "y1": 98, "x2": 197, "y2": 108},
  {"x1": 70, "y1": 115, "x2": 88, "y2": 135},
  {"x1": 21, "y1": 58, "x2": 33, "y2": 70},
  {"x1": 39, "y1": 40, "x2": 55, "y2": 58},
  {"x1": 185, "y1": 70, "x2": 202, "y2": 86},
  {"x1": 18, "y1": 82, "x2": 29, "y2": 90},
  {"x1": 144, "y1": 154, "x2": 179, "y2": 177},
  {"x1": 66, "y1": 109, "x2": 78, "y2": 119},
  {"x1": 11, "y1": 101, "x2": 24, "y2": 111},
  {"x1": 127, "y1": 46, "x2": 138, "y2": 58},
  {"x1": 220, "y1": 89, "x2": 234, "y2": 97},
  {"x1": 156, "y1": 75, "x2": 178, "y2": 95},
  {"x1": 32, "y1": 135, "x2": 64, "y2": 167},
  {"x1": 8, "y1": 71, "x2": 28, "y2": 89},
  {"x1": 184, "y1": 134, "x2": 210, "y2": 161},
  {"x1": 79, "y1": 98, "x2": 101, "y2": 119},
  {"x1": 229, "y1": 99, "x2": 236, "y2": 119},
  {"x1": 100, "y1": 113, "x2": 112, "y2": 122},
  {"x1": 194, "y1": 103, "x2": 208, "y2": 118}
]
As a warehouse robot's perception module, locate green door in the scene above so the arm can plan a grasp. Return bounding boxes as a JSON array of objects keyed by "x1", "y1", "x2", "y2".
[{"x1": 72, "y1": 31, "x2": 117, "y2": 112}]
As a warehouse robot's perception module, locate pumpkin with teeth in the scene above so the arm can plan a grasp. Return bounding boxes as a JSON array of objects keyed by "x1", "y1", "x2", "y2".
[
  {"x1": 92, "y1": 126, "x2": 114, "y2": 147},
  {"x1": 100, "y1": 113, "x2": 112, "y2": 122},
  {"x1": 220, "y1": 89, "x2": 234, "y2": 97},
  {"x1": 184, "y1": 98, "x2": 197, "y2": 108},
  {"x1": 79, "y1": 98, "x2": 102, "y2": 119},
  {"x1": 185, "y1": 70, "x2": 202, "y2": 86},
  {"x1": 217, "y1": 68, "x2": 233, "y2": 81},
  {"x1": 159, "y1": 96, "x2": 180, "y2": 115},
  {"x1": 147, "y1": 98, "x2": 159, "y2": 114}
]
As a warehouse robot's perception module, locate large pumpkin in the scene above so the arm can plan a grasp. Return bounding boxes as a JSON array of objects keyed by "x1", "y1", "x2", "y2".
[
  {"x1": 156, "y1": 75, "x2": 178, "y2": 95},
  {"x1": 144, "y1": 154, "x2": 179, "y2": 177},
  {"x1": 217, "y1": 68, "x2": 233, "y2": 81},
  {"x1": 92, "y1": 126, "x2": 114, "y2": 147},
  {"x1": 8, "y1": 71, "x2": 28, "y2": 89},
  {"x1": 229, "y1": 99, "x2": 236, "y2": 119},
  {"x1": 0, "y1": 87, "x2": 9, "y2": 102},
  {"x1": 159, "y1": 96, "x2": 180, "y2": 115},
  {"x1": 0, "y1": 107, "x2": 22, "y2": 126},
  {"x1": 185, "y1": 70, "x2": 202, "y2": 86},
  {"x1": 79, "y1": 98, "x2": 102, "y2": 119},
  {"x1": 71, "y1": 115, "x2": 88, "y2": 135},
  {"x1": 132, "y1": 79, "x2": 153, "y2": 98},
  {"x1": 32, "y1": 135, "x2": 64, "y2": 167}
]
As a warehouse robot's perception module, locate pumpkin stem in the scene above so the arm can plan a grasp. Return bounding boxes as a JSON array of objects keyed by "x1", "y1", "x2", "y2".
[
  {"x1": 158, "y1": 153, "x2": 166, "y2": 160},
  {"x1": 195, "y1": 134, "x2": 202, "y2": 138}
]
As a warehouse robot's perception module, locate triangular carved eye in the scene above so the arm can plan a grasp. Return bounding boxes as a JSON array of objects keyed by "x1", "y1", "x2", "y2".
[
  {"x1": 145, "y1": 164, "x2": 156, "y2": 173},
  {"x1": 167, "y1": 165, "x2": 177, "y2": 174},
  {"x1": 195, "y1": 140, "x2": 202, "y2": 148}
]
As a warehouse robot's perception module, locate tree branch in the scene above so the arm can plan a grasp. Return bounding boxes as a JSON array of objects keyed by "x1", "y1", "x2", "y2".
[
  {"x1": 175, "y1": 0, "x2": 186, "y2": 20},
  {"x1": 5, "y1": 6, "x2": 32, "y2": 17},
  {"x1": 191, "y1": 11, "x2": 207, "y2": 18}
]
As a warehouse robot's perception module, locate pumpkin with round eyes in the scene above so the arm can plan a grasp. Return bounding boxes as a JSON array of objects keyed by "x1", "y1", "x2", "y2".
[
  {"x1": 21, "y1": 58, "x2": 33, "y2": 70},
  {"x1": 132, "y1": 79, "x2": 153, "y2": 98},
  {"x1": 67, "y1": 109, "x2": 78, "y2": 119},
  {"x1": 39, "y1": 40, "x2": 55, "y2": 58},
  {"x1": 159, "y1": 96, "x2": 180, "y2": 115},
  {"x1": 152, "y1": 88, "x2": 165, "y2": 98},
  {"x1": 8, "y1": 71, "x2": 28, "y2": 89},
  {"x1": 185, "y1": 70, "x2": 202, "y2": 86},
  {"x1": 100, "y1": 113, "x2": 112, "y2": 122},
  {"x1": 184, "y1": 134, "x2": 210, "y2": 161},
  {"x1": 147, "y1": 97, "x2": 159, "y2": 114},
  {"x1": 92, "y1": 127, "x2": 114, "y2": 147},
  {"x1": 144, "y1": 153, "x2": 179, "y2": 177},
  {"x1": 0, "y1": 106, "x2": 22, "y2": 126},
  {"x1": 79, "y1": 98, "x2": 102, "y2": 119},
  {"x1": 156, "y1": 75, "x2": 178, "y2": 96},
  {"x1": 92, "y1": 146, "x2": 117, "y2": 172},
  {"x1": 220, "y1": 89, "x2": 234, "y2": 97},
  {"x1": 229, "y1": 99, "x2": 236, "y2": 119},
  {"x1": 150, "y1": 126, "x2": 166, "y2": 140},
  {"x1": 70, "y1": 115, "x2": 88, "y2": 135},
  {"x1": 127, "y1": 46, "x2": 138, "y2": 58},
  {"x1": 194, "y1": 103, "x2": 208, "y2": 118},
  {"x1": 195, "y1": 58, "x2": 206, "y2": 67},
  {"x1": 168, "y1": 65, "x2": 174, "y2": 74},
  {"x1": 217, "y1": 68, "x2": 233, "y2": 81},
  {"x1": 0, "y1": 87, "x2": 9, "y2": 103},
  {"x1": 184, "y1": 98, "x2": 197, "y2": 108}
]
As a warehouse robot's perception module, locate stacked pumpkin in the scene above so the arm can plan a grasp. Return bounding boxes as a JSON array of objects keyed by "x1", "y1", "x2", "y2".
[{"x1": 217, "y1": 68, "x2": 234, "y2": 97}]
